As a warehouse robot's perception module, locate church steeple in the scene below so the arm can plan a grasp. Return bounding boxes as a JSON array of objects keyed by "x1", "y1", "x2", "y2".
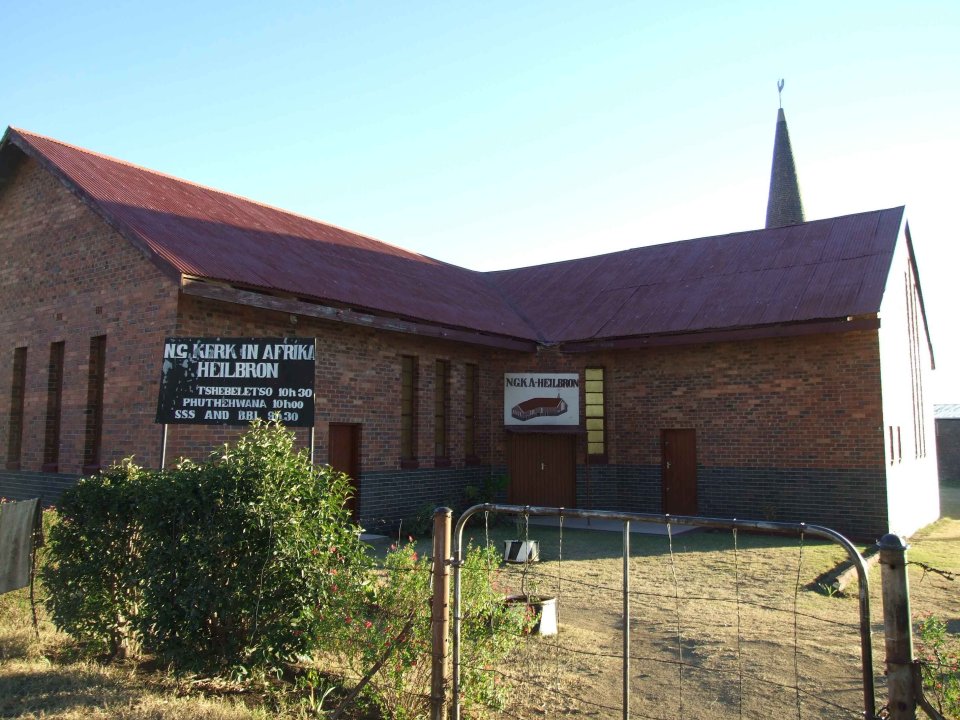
[{"x1": 765, "y1": 80, "x2": 804, "y2": 228}]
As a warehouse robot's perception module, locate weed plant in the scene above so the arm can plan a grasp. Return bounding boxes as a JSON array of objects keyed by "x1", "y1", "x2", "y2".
[{"x1": 916, "y1": 614, "x2": 960, "y2": 718}]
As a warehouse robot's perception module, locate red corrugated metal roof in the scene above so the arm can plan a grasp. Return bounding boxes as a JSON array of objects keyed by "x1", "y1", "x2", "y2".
[
  {"x1": 6, "y1": 128, "x2": 540, "y2": 341},
  {"x1": 487, "y1": 207, "x2": 904, "y2": 342},
  {"x1": 3, "y1": 127, "x2": 905, "y2": 346}
]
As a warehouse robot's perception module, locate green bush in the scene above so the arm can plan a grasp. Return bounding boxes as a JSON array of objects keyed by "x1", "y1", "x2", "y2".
[
  {"x1": 44, "y1": 421, "x2": 371, "y2": 673},
  {"x1": 43, "y1": 460, "x2": 147, "y2": 657},
  {"x1": 916, "y1": 614, "x2": 960, "y2": 718},
  {"x1": 342, "y1": 541, "x2": 530, "y2": 720}
]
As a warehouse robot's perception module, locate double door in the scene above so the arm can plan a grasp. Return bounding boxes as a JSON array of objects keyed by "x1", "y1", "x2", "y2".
[{"x1": 507, "y1": 433, "x2": 576, "y2": 507}]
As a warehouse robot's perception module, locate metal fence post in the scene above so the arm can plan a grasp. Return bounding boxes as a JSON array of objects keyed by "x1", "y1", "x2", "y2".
[
  {"x1": 623, "y1": 520, "x2": 631, "y2": 720},
  {"x1": 431, "y1": 507, "x2": 453, "y2": 720},
  {"x1": 879, "y1": 533, "x2": 916, "y2": 720}
]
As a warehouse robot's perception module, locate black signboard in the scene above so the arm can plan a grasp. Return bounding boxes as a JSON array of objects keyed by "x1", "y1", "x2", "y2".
[{"x1": 156, "y1": 337, "x2": 316, "y2": 427}]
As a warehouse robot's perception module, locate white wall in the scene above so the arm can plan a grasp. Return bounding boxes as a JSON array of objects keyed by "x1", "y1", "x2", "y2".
[{"x1": 877, "y1": 220, "x2": 940, "y2": 537}]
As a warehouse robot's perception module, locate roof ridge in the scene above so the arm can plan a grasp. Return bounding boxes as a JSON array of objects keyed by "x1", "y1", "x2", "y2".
[
  {"x1": 9, "y1": 127, "x2": 439, "y2": 264},
  {"x1": 3, "y1": 127, "x2": 911, "y2": 347},
  {"x1": 486, "y1": 206, "x2": 907, "y2": 278}
]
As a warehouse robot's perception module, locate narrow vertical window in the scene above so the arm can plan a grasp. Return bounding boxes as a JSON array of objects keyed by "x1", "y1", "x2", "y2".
[
  {"x1": 6, "y1": 347, "x2": 27, "y2": 469},
  {"x1": 585, "y1": 367, "x2": 606, "y2": 458},
  {"x1": 401, "y1": 355, "x2": 418, "y2": 466},
  {"x1": 464, "y1": 363, "x2": 479, "y2": 463},
  {"x1": 43, "y1": 341, "x2": 65, "y2": 472},
  {"x1": 84, "y1": 335, "x2": 107, "y2": 472},
  {"x1": 434, "y1": 359, "x2": 450, "y2": 462}
]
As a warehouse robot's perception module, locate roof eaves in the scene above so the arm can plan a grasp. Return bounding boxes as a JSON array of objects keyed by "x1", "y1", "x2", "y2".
[
  {"x1": 0, "y1": 128, "x2": 27, "y2": 186},
  {"x1": 6, "y1": 128, "x2": 183, "y2": 286},
  {"x1": 180, "y1": 278, "x2": 539, "y2": 352},
  {"x1": 904, "y1": 220, "x2": 935, "y2": 369},
  {"x1": 557, "y1": 315, "x2": 880, "y2": 353}
]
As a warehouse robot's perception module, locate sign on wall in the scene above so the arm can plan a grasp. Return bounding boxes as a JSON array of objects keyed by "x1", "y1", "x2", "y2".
[
  {"x1": 156, "y1": 337, "x2": 316, "y2": 427},
  {"x1": 504, "y1": 373, "x2": 580, "y2": 426}
]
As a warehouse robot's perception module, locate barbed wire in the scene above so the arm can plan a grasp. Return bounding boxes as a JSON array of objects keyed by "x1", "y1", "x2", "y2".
[
  {"x1": 908, "y1": 560, "x2": 957, "y2": 582},
  {"x1": 489, "y1": 567, "x2": 861, "y2": 628},
  {"x1": 360, "y1": 512, "x2": 874, "y2": 719},
  {"x1": 443, "y1": 516, "x2": 872, "y2": 720}
]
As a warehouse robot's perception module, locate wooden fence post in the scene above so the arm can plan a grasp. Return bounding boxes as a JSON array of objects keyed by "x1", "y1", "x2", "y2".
[
  {"x1": 431, "y1": 507, "x2": 452, "y2": 720},
  {"x1": 879, "y1": 533, "x2": 916, "y2": 720}
]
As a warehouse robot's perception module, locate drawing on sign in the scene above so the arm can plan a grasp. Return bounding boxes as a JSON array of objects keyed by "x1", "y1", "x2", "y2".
[
  {"x1": 503, "y1": 372, "x2": 579, "y2": 426},
  {"x1": 511, "y1": 396, "x2": 568, "y2": 421},
  {"x1": 156, "y1": 337, "x2": 316, "y2": 427}
]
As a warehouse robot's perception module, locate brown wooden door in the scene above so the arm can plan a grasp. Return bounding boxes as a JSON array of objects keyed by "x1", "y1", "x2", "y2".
[
  {"x1": 329, "y1": 423, "x2": 361, "y2": 519},
  {"x1": 507, "y1": 433, "x2": 576, "y2": 507},
  {"x1": 661, "y1": 429, "x2": 697, "y2": 515}
]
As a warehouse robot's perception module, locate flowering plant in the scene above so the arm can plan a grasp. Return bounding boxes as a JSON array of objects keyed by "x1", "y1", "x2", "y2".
[{"x1": 915, "y1": 613, "x2": 960, "y2": 717}]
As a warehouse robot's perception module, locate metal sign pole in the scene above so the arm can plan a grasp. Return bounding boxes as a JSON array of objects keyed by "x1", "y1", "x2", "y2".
[
  {"x1": 310, "y1": 426, "x2": 315, "y2": 465},
  {"x1": 160, "y1": 424, "x2": 168, "y2": 470}
]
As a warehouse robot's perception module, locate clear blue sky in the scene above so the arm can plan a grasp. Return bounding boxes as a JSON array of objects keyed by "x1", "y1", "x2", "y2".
[{"x1": 3, "y1": 1, "x2": 958, "y2": 400}]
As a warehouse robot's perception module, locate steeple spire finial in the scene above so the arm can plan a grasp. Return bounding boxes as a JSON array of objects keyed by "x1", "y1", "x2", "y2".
[{"x1": 765, "y1": 80, "x2": 805, "y2": 228}]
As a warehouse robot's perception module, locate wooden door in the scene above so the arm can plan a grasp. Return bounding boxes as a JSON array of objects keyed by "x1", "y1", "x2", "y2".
[
  {"x1": 329, "y1": 423, "x2": 361, "y2": 519},
  {"x1": 507, "y1": 433, "x2": 576, "y2": 507},
  {"x1": 661, "y1": 429, "x2": 697, "y2": 515}
]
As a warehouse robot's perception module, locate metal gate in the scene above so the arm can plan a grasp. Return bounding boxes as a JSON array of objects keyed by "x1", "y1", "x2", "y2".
[{"x1": 447, "y1": 503, "x2": 878, "y2": 720}]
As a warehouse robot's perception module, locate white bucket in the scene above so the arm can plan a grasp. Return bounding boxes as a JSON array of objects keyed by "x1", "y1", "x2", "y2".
[{"x1": 503, "y1": 539, "x2": 540, "y2": 563}]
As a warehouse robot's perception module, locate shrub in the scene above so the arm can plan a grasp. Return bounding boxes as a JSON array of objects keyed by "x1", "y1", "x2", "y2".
[
  {"x1": 43, "y1": 460, "x2": 147, "y2": 657},
  {"x1": 916, "y1": 614, "x2": 960, "y2": 718},
  {"x1": 43, "y1": 421, "x2": 371, "y2": 673},
  {"x1": 140, "y1": 423, "x2": 371, "y2": 671},
  {"x1": 463, "y1": 474, "x2": 509, "y2": 507},
  {"x1": 343, "y1": 541, "x2": 530, "y2": 720}
]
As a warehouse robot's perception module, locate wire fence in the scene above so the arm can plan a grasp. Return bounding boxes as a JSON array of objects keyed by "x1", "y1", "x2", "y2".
[{"x1": 448, "y1": 505, "x2": 879, "y2": 720}]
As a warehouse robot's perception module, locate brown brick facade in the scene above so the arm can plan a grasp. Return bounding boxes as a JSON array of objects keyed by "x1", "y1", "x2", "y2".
[
  {"x1": 0, "y1": 156, "x2": 178, "y2": 475},
  {"x1": 169, "y1": 293, "x2": 496, "y2": 472},
  {"x1": 0, "y1": 151, "x2": 933, "y2": 540},
  {"x1": 490, "y1": 332, "x2": 885, "y2": 472}
]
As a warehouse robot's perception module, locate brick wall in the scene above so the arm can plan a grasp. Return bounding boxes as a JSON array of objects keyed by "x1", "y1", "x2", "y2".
[
  {"x1": 169, "y1": 294, "x2": 505, "y2": 531},
  {"x1": 0, "y1": 152, "x2": 899, "y2": 539},
  {"x1": 574, "y1": 463, "x2": 887, "y2": 538},
  {"x1": 488, "y1": 331, "x2": 890, "y2": 538},
  {"x1": 171, "y1": 293, "x2": 498, "y2": 471},
  {"x1": 0, "y1": 469, "x2": 80, "y2": 506},
  {"x1": 937, "y1": 418, "x2": 960, "y2": 484},
  {"x1": 490, "y1": 332, "x2": 885, "y2": 470},
  {"x1": 0, "y1": 154, "x2": 179, "y2": 476},
  {"x1": 357, "y1": 465, "x2": 492, "y2": 533}
]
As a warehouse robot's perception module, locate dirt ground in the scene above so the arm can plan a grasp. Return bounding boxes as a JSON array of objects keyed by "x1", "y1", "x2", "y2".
[
  {"x1": 456, "y1": 484, "x2": 960, "y2": 720},
  {"x1": 2, "y1": 486, "x2": 956, "y2": 719}
]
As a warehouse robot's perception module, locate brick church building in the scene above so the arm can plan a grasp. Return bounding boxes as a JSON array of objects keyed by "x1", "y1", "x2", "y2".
[{"x1": 0, "y1": 112, "x2": 939, "y2": 540}]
